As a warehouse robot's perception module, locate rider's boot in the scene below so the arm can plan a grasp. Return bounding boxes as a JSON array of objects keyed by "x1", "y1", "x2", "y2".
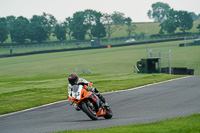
[
  {"x1": 92, "y1": 88, "x2": 109, "y2": 107},
  {"x1": 97, "y1": 93, "x2": 106, "y2": 103},
  {"x1": 96, "y1": 93, "x2": 109, "y2": 107},
  {"x1": 92, "y1": 88, "x2": 106, "y2": 103}
]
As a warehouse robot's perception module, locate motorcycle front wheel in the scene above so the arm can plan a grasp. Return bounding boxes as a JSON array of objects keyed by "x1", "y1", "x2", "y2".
[
  {"x1": 82, "y1": 102, "x2": 98, "y2": 120},
  {"x1": 103, "y1": 107, "x2": 113, "y2": 119}
]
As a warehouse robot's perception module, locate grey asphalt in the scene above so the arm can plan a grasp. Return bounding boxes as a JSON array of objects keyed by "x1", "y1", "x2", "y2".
[{"x1": 0, "y1": 76, "x2": 200, "y2": 133}]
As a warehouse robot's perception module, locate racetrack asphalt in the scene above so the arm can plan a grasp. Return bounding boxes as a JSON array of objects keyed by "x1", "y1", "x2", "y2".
[{"x1": 0, "y1": 76, "x2": 200, "y2": 133}]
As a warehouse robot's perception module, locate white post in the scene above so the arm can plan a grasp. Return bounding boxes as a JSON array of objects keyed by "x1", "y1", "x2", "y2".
[
  {"x1": 184, "y1": 37, "x2": 186, "y2": 46},
  {"x1": 168, "y1": 49, "x2": 171, "y2": 74},
  {"x1": 159, "y1": 51, "x2": 162, "y2": 73},
  {"x1": 149, "y1": 49, "x2": 152, "y2": 57}
]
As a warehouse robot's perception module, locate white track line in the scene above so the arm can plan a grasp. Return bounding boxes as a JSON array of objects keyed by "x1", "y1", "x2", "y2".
[
  {"x1": 103, "y1": 76, "x2": 192, "y2": 94},
  {"x1": 0, "y1": 76, "x2": 191, "y2": 118}
]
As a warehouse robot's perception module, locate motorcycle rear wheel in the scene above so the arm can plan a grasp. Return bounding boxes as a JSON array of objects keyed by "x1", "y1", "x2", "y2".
[{"x1": 82, "y1": 102, "x2": 98, "y2": 120}]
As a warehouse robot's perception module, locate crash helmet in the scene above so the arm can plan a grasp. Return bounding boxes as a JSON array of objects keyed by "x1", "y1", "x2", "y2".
[{"x1": 68, "y1": 73, "x2": 78, "y2": 85}]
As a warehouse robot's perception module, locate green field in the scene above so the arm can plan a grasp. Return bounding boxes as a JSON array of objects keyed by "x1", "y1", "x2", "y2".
[
  {"x1": 112, "y1": 20, "x2": 200, "y2": 38},
  {"x1": 56, "y1": 113, "x2": 200, "y2": 133},
  {"x1": 0, "y1": 40, "x2": 200, "y2": 115}
]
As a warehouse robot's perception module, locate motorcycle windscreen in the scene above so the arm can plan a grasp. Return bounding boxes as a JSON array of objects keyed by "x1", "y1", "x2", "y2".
[{"x1": 71, "y1": 85, "x2": 83, "y2": 100}]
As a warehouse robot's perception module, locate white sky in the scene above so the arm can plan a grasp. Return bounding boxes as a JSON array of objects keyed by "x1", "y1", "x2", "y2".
[{"x1": 0, "y1": 0, "x2": 200, "y2": 22}]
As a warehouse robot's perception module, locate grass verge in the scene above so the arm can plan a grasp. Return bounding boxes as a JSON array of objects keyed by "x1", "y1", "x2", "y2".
[{"x1": 0, "y1": 73, "x2": 183, "y2": 115}]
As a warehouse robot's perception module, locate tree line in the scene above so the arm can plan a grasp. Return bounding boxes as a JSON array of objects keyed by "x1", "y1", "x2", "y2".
[
  {"x1": 0, "y1": 2, "x2": 200, "y2": 44},
  {"x1": 0, "y1": 10, "x2": 136, "y2": 44},
  {"x1": 148, "y1": 2, "x2": 200, "y2": 34}
]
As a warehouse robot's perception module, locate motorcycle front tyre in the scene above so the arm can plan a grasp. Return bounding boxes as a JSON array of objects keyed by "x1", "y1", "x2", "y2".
[
  {"x1": 103, "y1": 107, "x2": 113, "y2": 119},
  {"x1": 82, "y1": 102, "x2": 98, "y2": 120}
]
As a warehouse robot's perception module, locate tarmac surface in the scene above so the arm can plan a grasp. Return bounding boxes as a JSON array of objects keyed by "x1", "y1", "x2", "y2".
[{"x1": 0, "y1": 76, "x2": 200, "y2": 133}]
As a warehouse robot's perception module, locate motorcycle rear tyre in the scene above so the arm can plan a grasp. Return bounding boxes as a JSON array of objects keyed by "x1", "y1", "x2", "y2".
[{"x1": 82, "y1": 102, "x2": 98, "y2": 120}]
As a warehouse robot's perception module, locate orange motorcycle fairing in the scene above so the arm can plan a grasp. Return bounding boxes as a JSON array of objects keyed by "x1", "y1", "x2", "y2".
[{"x1": 97, "y1": 107, "x2": 107, "y2": 117}]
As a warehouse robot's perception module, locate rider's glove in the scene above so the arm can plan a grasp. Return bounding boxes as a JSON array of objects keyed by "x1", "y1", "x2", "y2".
[
  {"x1": 92, "y1": 88, "x2": 99, "y2": 93},
  {"x1": 87, "y1": 82, "x2": 93, "y2": 90}
]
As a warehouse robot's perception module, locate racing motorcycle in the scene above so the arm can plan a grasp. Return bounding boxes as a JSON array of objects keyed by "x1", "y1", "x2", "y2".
[{"x1": 68, "y1": 83, "x2": 113, "y2": 120}]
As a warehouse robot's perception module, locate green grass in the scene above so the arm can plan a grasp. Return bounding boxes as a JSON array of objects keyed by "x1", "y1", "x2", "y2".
[
  {"x1": 56, "y1": 113, "x2": 200, "y2": 133},
  {"x1": 0, "y1": 40, "x2": 199, "y2": 115}
]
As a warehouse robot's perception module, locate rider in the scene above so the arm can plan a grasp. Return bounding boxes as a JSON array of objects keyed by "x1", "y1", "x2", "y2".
[{"x1": 67, "y1": 73, "x2": 106, "y2": 111}]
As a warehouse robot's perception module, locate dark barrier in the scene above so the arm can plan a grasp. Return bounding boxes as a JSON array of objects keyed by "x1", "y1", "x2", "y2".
[
  {"x1": 161, "y1": 67, "x2": 194, "y2": 75},
  {"x1": 173, "y1": 67, "x2": 188, "y2": 75},
  {"x1": 0, "y1": 46, "x2": 108, "y2": 58},
  {"x1": 187, "y1": 69, "x2": 194, "y2": 75}
]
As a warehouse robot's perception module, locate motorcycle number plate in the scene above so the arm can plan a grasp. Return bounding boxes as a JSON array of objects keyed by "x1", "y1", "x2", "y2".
[{"x1": 72, "y1": 86, "x2": 82, "y2": 100}]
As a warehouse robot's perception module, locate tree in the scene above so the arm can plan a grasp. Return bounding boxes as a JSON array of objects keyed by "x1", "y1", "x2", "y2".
[
  {"x1": 189, "y1": 12, "x2": 199, "y2": 21},
  {"x1": 54, "y1": 23, "x2": 66, "y2": 41},
  {"x1": 101, "y1": 13, "x2": 112, "y2": 39},
  {"x1": 6, "y1": 16, "x2": 16, "y2": 43},
  {"x1": 64, "y1": 17, "x2": 73, "y2": 40},
  {"x1": 10, "y1": 16, "x2": 29, "y2": 43},
  {"x1": 148, "y1": 2, "x2": 171, "y2": 22},
  {"x1": 82, "y1": 9, "x2": 106, "y2": 40},
  {"x1": 28, "y1": 15, "x2": 49, "y2": 43},
  {"x1": 6, "y1": 16, "x2": 15, "y2": 32},
  {"x1": 0, "y1": 17, "x2": 9, "y2": 43},
  {"x1": 42, "y1": 13, "x2": 57, "y2": 41},
  {"x1": 197, "y1": 24, "x2": 200, "y2": 31},
  {"x1": 84, "y1": 9, "x2": 99, "y2": 39},
  {"x1": 124, "y1": 17, "x2": 136, "y2": 38},
  {"x1": 177, "y1": 11, "x2": 193, "y2": 33},
  {"x1": 85, "y1": 10, "x2": 106, "y2": 39},
  {"x1": 160, "y1": 9, "x2": 194, "y2": 34},
  {"x1": 70, "y1": 11, "x2": 88, "y2": 40},
  {"x1": 102, "y1": 11, "x2": 125, "y2": 39},
  {"x1": 91, "y1": 21, "x2": 106, "y2": 39},
  {"x1": 159, "y1": 9, "x2": 179, "y2": 34}
]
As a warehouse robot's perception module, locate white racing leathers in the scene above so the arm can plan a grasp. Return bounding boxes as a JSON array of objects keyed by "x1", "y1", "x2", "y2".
[{"x1": 68, "y1": 78, "x2": 90, "y2": 99}]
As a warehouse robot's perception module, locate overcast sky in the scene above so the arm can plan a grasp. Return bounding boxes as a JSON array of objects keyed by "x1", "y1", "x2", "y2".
[{"x1": 1, "y1": 0, "x2": 200, "y2": 22}]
